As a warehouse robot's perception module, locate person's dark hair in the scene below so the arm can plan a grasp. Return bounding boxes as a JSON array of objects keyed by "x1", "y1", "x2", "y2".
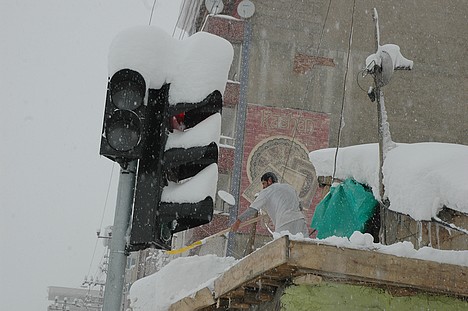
[{"x1": 261, "y1": 172, "x2": 278, "y2": 183}]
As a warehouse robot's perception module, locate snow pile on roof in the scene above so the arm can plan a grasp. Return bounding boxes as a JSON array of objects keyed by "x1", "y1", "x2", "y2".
[
  {"x1": 129, "y1": 254, "x2": 237, "y2": 311},
  {"x1": 108, "y1": 26, "x2": 233, "y2": 104},
  {"x1": 129, "y1": 233, "x2": 468, "y2": 311},
  {"x1": 282, "y1": 231, "x2": 468, "y2": 267},
  {"x1": 309, "y1": 142, "x2": 468, "y2": 220}
]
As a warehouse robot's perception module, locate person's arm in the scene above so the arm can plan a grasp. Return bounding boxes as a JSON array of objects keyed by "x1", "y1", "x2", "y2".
[{"x1": 231, "y1": 207, "x2": 258, "y2": 231}]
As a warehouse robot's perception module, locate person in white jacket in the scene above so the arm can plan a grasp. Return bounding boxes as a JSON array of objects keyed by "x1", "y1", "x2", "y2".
[{"x1": 231, "y1": 172, "x2": 309, "y2": 236}]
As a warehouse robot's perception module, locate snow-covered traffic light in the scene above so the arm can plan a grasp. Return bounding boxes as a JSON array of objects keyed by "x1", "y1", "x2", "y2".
[
  {"x1": 99, "y1": 69, "x2": 148, "y2": 166},
  {"x1": 128, "y1": 84, "x2": 223, "y2": 251}
]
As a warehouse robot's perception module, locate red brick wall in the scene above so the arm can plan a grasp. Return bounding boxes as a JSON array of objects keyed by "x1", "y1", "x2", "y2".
[
  {"x1": 190, "y1": 214, "x2": 229, "y2": 246},
  {"x1": 205, "y1": 15, "x2": 244, "y2": 43},
  {"x1": 219, "y1": 147, "x2": 234, "y2": 173},
  {"x1": 223, "y1": 81, "x2": 240, "y2": 108},
  {"x1": 293, "y1": 53, "x2": 335, "y2": 74},
  {"x1": 238, "y1": 104, "x2": 330, "y2": 235},
  {"x1": 189, "y1": 95, "x2": 331, "y2": 242},
  {"x1": 243, "y1": 105, "x2": 330, "y2": 151}
]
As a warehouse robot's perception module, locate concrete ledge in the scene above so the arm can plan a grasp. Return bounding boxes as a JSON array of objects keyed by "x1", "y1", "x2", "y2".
[
  {"x1": 168, "y1": 287, "x2": 215, "y2": 311},
  {"x1": 168, "y1": 236, "x2": 468, "y2": 310}
]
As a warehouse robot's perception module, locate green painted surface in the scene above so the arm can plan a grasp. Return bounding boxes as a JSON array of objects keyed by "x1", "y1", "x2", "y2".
[{"x1": 280, "y1": 283, "x2": 468, "y2": 311}]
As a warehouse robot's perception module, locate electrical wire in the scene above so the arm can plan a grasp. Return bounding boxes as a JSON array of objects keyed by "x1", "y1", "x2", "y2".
[
  {"x1": 283, "y1": 0, "x2": 332, "y2": 182},
  {"x1": 302, "y1": 0, "x2": 332, "y2": 108},
  {"x1": 356, "y1": 69, "x2": 369, "y2": 93},
  {"x1": 317, "y1": 0, "x2": 332, "y2": 54},
  {"x1": 331, "y1": 0, "x2": 356, "y2": 180},
  {"x1": 86, "y1": 163, "x2": 116, "y2": 278},
  {"x1": 173, "y1": 0, "x2": 186, "y2": 37},
  {"x1": 175, "y1": 0, "x2": 190, "y2": 39},
  {"x1": 148, "y1": 0, "x2": 158, "y2": 25},
  {"x1": 281, "y1": 126, "x2": 298, "y2": 183},
  {"x1": 148, "y1": 0, "x2": 188, "y2": 39}
]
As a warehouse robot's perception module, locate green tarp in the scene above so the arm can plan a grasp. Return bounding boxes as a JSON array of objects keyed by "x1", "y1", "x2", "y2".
[{"x1": 311, "y1": 179, "x2": 378, "y2": 239}]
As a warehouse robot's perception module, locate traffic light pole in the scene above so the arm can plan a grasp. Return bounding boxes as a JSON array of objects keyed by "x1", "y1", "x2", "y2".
[{"x1": 103, "y1": 160, "x2": 137, "y2": 311}]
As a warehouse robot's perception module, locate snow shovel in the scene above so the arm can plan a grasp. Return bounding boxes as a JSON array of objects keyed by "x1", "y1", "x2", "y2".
[{"x1": 165, "y1": 214, "x2": 267, "y2": 255}]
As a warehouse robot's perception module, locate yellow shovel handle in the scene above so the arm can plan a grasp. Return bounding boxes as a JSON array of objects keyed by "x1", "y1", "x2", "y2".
[{"x1": 165, "y1": 214, "x2": 267, "y2": 255}]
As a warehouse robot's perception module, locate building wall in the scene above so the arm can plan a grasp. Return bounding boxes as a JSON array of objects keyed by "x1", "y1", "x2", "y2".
[
  {"x1": 182, "y1": 0, "x2": 467, "y2": 257},
  {"x1": 245, "y1": 0, "x2": 467, "y2": 147},
  {"x1": 237, "y1": 104, "x2": 329, "y2": 236},
  {"x1": 384, "y1": 208, "x2": 468, "y2": 251}
]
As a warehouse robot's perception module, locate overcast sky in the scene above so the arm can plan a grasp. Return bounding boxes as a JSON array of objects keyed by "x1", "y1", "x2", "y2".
[{"x1": 0, "y1": 1, "x2": 181, "y2": 309}]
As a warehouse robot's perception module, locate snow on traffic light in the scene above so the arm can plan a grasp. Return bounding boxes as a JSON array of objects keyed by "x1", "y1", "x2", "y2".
[
  {"x1": 129, "y1": 85, "x2": 223, "y2": 251},
  {"x1": 103, "y1": 26, "x2": 233, "y2": 251}
]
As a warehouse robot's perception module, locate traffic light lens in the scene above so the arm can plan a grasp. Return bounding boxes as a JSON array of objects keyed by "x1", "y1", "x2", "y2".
[
  {"x1": 106, "y1": 110, "x2": 141, "y2": 151},
  {"x1": 109, "y1": 69, "x2": 146, "y2": 110},
  {"x1": 112, "y1": 82, "x2": 145, "y2": 110}
]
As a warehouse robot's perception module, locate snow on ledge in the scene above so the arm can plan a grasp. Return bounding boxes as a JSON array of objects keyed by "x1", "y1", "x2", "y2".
[{"x1": 309, "y1": 142, "x2": 468, "y2": 220}]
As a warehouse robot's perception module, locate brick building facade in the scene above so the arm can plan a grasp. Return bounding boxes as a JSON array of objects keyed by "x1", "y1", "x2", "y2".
[{"x1": 173, "y1": 0, "x2": 468, "y2": 256}]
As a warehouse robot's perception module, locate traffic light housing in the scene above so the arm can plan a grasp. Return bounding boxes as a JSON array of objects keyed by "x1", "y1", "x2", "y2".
[
  {"x1": 99, "y1": 69, "x2": 148, "y2": 166},
  {"x1": 128, "y1": 84, "x2": 222, "y2": 251}
]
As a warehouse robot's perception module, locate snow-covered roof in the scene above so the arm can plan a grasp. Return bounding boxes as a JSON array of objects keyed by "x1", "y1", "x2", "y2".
[
  {"x1": 129, "y1": 232, "x2": 468, "y2": 311},
  {"x1": 129, "y1": 255, "x2": 237, "y2": 310},
  {"x1": 309, "y1": 142, "x2": 468, "y2": 221}
]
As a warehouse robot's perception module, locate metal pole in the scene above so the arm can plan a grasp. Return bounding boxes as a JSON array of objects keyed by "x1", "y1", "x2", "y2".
[
  {"x1": 372, "y1": 8, "x2": 385, "y2": 201},
  {"x1": 103, "y1": 160, "x2": 137, "y2": 311},
  {"x1": 372, "y1": 8, "x2": 386, "y2": 244},
  {"x1": 227, "y1": 20, "x2": 252, "y2": 257}
]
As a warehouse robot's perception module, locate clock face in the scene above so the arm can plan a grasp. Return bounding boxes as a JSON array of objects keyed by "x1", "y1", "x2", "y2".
[
  {"x1": 205, "y1": 0, "x2": 224, "y2": 14},
  {"x1": 237, "y1": 0, "x2": 255, "y2": 18}
]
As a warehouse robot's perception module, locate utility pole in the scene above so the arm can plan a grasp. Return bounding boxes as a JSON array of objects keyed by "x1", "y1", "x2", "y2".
[
  {"x1": 102, "y1": 160, "x2": 137, "y2": 311},
  {"x1": 371, "y1": 9, "x2": 388, "y2": 244},
  {"x1": 367, "y1": 8, "x2": 413, "y2": 244},
  {"x1": 371, "y1": 9, "x2": 386, "y2": 204}
]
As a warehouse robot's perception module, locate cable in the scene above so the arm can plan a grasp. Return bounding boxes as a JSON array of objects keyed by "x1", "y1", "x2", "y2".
[
  {"x1": 86, "y1": 163, "x2": 116, "y2": 278},
  {"x1": 331, "y1": 0, "x2": 356, "y2": 180},
  {"x1": 173, "y1": 0, "x2": 186, "y2": 37},
  {"x1": 281, "y1": 125, "x2": 298, "y2": 183},
  {"x1": 356, "y1": 69, "x2": 369, "y2": 93},
  {"x1": 144, "y1": 0, "x2": 187, "y2": 38},
  {"x1": 317, "y1": 0, "x2": 332, "y2": 53},
  {"x1": 302, "y1": 0, "x2": 332, "y2": 106},
  {"x1": 181, "y1": 0, "x2": 194, "y2": 40},
  {"x1": 99, "y1": 163, "x2": 115, "y2": 230},
  {"x1": 148, "y1": 0, "x2": 158, "y2": 26},
  {"x1": 284, "y1": 0, "x2": 332, "y2": 177},
  {"x1": 174, "y1": 0, "x2": 189, "y2": 39}
]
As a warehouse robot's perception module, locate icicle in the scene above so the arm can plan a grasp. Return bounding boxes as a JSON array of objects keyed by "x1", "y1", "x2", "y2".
[
  {"x1": 379, "y1": 92, "x2": 397, "y2": 160},
  {"x1": 427, "y1": 222, "x2": 432, "y2": 247},
  {"x1": 417, "y1": 221, "x2": 422, "y2": 249}
]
